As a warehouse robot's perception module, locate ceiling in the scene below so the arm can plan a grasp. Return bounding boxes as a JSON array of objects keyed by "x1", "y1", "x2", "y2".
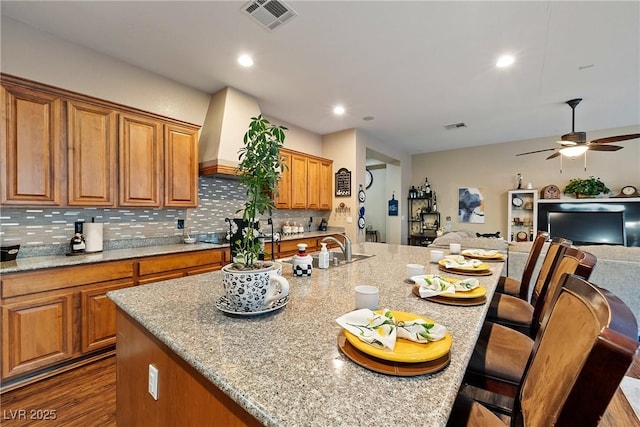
[{"x1": 2, "y1": 1, "x2": 639, "y2": 155}]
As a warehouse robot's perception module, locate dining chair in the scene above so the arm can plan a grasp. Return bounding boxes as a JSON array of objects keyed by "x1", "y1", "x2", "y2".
[
  {"x1": 494, "y1": 231, "x2": 548, "y2": 299},
  {"x1": 464, "y1": 246, "x2": 597, "y2": 398},
  {"x1": 487, "y1": 237, "x2": 572, "y2": 336},
  {"x1": 447, "y1": 274, "x2": 639, "y2": 427}
]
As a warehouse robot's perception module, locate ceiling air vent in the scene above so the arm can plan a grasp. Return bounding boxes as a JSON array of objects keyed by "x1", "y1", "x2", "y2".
[
  {"x1": 242, "y1": 0, "x2": 297, "y2": 31},
  {"x1": 444, "y1": 122, "x2": 467, "y2": 130}
]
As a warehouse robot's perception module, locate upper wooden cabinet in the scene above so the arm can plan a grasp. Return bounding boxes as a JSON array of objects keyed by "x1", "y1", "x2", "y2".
[
  {"x1": 276, "y1": 150, "x2": 292, "y2": 209},
  {"x1": 0, "y1": 84, "x2": 63, "y2": 206},
  {"x1": 67, "y1": 100, "x2": 117, "y2": 206},
  {"x1": 0, "y1": 74, "x2": 200, "y2": 208},
  {"x1": 119, "y1": 114, "x2": 162, "y2": 207},
  {"x1": 164, "y1": 124, "x2": 199, "y2": 207},
  {"x1": 276, "y1": 148, "x2": 333, "y2": 210}
]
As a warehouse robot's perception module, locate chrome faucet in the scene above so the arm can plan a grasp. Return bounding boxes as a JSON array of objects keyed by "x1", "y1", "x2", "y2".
[{"x1": 322, "y1": 234, "x2": 352, "y2": 262}]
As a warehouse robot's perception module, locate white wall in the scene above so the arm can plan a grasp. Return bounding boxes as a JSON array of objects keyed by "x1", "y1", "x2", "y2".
[
  {"x1": 365, "y1": 167, "x2": 387, "y2": 242},
  {"x1": 412, "y1": 124, "x2": 640, "y2": 237},
  {"x1": 1, "y1": 17, "x2": 210, "y2": 125}
]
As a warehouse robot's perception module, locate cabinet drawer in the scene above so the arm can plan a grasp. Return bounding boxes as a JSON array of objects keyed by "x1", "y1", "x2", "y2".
[
  {"x1": 138, "y1": 249, "x2": 223, "y2": 276},
  {"x1": 1, "y1": 260, "x2": 134, "y2": 298}
]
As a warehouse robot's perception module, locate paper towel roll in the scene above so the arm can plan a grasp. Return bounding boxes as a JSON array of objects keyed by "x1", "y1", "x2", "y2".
[{"x1": 84, "y1": 223, "x2": 103, "y2": 253}]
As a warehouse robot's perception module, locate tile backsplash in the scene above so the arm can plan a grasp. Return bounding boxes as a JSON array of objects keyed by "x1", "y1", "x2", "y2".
[{"x1": 0, "y1": 176, "x2": 329, "y2": 258}]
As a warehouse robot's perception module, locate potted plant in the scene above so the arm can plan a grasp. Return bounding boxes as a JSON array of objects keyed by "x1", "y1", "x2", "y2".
[
  {"x1": 221, "y1": 115, "x2": 290, "y2": 313},
  {"x1": 563, "y1": 176, "x2": 610, "y2": 198}
]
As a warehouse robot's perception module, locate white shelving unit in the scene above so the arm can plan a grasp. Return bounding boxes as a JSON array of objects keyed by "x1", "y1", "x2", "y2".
[{"x1": 507, "y1": 189, "x2": 538, "y2": 242}]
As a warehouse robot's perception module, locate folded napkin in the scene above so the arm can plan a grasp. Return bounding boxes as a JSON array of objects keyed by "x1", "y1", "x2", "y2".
[
  {"x1": 461, "y1": 248, "x2": 500, "y2": 258},
  {"x1": 336, "y1": 308, "x2": 397, "y2": 350},
  {"x1": 336, "y1": 308, "x2": 447, "y2": 351},
  {"x1": 443, "y1": 256, "x2": 484, "y2": 269},
  {"x1": 412, "y1": 275, "x2": 479, "y2": 297},
  {"x1": 396, "y1": 318, "x2": 447, "y2": 343}
]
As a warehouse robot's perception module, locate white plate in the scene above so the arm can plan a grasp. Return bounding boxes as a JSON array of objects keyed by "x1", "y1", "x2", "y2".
[{"x1": 215, "y1": 294, "x2": 290, "y2": 316}]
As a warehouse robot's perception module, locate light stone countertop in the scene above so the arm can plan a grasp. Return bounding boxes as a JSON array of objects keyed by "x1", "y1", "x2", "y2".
[
  {"x1": 108, "y1": 242, "x2": 505, "y2": 427},
  {"x1": 0, "y1": 230, "x2": 340, "y2": 274}
]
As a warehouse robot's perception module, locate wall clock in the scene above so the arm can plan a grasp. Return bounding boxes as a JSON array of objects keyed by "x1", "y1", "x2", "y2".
[{"x1": 365, "y1": 170, "x2": 373, "y2": 189}]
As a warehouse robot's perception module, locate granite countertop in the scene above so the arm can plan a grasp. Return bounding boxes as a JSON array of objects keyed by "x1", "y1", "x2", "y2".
[
  {"x1": 0, "y1": 230, "x2": 341, "y2": 274},
  {"x1": 108, "y1": 242, "x2": 505, "y2": 427}
]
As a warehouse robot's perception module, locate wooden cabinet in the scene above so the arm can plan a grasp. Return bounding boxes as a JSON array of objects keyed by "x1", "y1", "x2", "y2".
[
  {"x1": 164, "y1": 124, "x2": 199, "y2": 207},
  {"x1": 67, "y1": 100, "x2": 117, "y2": 206},
  {"x1": 0, "y1": 248, "x2": 224, "y2": 389},
  {"x1": 276, "y1": 148, "x2": 333, "y2": 211},
  {"x1": 276, "y1": 150, "x2": 292, "y2": 209},
  {"x1": 318, "y1": 160, "x2": 333, "y2": 210},
  {"x1": 0, "y1": 84, "x2": 63, "y2": 206},
  {"x1": 1, "y1": 74, "x2": 200, "y2": 209},
  {"x1": 2, "y1": 292, "x2": 74, "y2": 379},
  {"x1": 81, "y1": 280, "x2": 133, "y2": 353},
  {"x1": 306, "y1": 157, "x2": 320, "y2": 209},
  {"x1": 119, "y1": 113, "x2": 162, "y2": 207}
]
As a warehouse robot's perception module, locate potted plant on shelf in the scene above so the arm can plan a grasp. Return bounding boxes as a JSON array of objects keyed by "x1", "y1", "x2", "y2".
[
  {"x1": 563, "y1": 176, "x2": 610, "y2": 198},
  {"x1": 221, "y1": 115, "x2": 290, "y2": 313}
]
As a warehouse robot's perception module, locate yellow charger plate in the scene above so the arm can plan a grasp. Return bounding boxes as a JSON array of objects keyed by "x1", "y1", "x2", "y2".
[
  {"x1": 343, "y1": 310, "x2": 452, "y2": 363},
  {"x1": 438, "y1": 258, "x2": 490, "y2": 271}
]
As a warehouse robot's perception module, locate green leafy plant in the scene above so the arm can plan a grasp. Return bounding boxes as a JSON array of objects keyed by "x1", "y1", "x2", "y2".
[
  {"x1": 232, "y1": 115, "x2": 287, "y2": 269},
  {"x1": 563, "y1": 176, "x2": 610, "y2": 197}
]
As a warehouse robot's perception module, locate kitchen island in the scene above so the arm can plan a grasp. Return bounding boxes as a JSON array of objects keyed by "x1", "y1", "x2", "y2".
[{"x1": 108, "y1": 242, "x2": 505, "y2": 426}]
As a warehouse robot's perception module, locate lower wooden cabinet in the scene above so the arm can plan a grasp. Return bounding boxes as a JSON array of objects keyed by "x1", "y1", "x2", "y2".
[
  {"x1": 2, "y1": 292, "x2": 74, "y2": 379},
  {"x1": 81, "y1": 280, "x2": 134, "y2": 353},
  {"x1": 0, "y1": 248, "x2": 225, "y2": 389}
]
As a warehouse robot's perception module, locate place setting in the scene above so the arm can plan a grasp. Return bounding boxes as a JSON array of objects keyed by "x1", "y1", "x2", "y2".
[
  {"x1": 460, "y1": 248, "x2": 506, "y2": 262},
  {"x1": 437, "y1": 255, "x2": 492, "y2": 276},
  {"x1": 410, "y1": 274, "x2": 487, "y2": 306},
  {"x1": 334, "y1": 285, "x2": 452, "y2": 376}
]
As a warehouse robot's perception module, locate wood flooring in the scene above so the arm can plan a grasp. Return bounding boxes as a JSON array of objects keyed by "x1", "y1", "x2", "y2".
[{"x1": 0, "y1": 356, "x2": 115, "y2": 427}]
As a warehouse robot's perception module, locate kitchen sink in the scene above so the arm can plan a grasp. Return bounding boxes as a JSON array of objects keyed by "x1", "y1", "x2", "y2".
[{"x1": 281, "y1": 251, "x2": 374, "y2": 268}]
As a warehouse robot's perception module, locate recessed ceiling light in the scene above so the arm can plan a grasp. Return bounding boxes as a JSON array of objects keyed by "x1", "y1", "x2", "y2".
[
  {"x1": 238, "y1": 54, "x2": 254, "y2": 67},
  {"x1": 333, "y1": 105, "x2": 345, "y2": 115},
  {"x1": 496, "y1": 55, "x2": 515, "y2": 68}
]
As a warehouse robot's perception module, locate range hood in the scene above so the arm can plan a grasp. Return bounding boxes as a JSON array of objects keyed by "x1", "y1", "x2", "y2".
[{"x1": 199, "y1": 87, "x2": 261, "y2": 176}]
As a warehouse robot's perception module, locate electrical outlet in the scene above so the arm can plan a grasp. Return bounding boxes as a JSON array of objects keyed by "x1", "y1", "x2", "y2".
[
  {"x1": 177, "y1": 219, "x2": 184, "y2": 229},
  {"x1": 148, "y1": 364, "x2": 158, "y2": 400}
]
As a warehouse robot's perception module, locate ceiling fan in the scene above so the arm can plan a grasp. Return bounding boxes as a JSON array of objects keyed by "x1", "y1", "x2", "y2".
[{"x1": 516, "y1": 98, "x2": 640, "y2": 159}]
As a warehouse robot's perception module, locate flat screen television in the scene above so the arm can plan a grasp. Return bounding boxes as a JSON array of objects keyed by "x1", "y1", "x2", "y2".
[{"x1": 547, "y1": 211, "x2": 626, "y2": 246}]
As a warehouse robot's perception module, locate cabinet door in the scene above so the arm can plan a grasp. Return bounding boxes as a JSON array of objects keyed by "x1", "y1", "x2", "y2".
[
  {"x1": 119, "y1": 113, "x2": 162, "y2": 207},
  {"x1": 276, "y1": 150, "x2": 291, "y2": 209},
  {"x1": 80, "y1": 280, "x2": 133, "y2": 353},
  {"x1": 306, "y1": 157, "x2": 320, "y2": 209},
  {"x1": 164, "y1": 124, "x2": 198, "y2": 207},
  {"x1": 67, "y1": 100, "x2": 117, "y2": 206},
  {"x1": 0, "y1": 84, "x2": 62, "y2": 206},
  {"x1": 2, "y1": 292, "x2": 73, "y2": 379},
  {"x1": 290, "y1": 153, "x2": 307, "y2": 209},
  {"x1": 319, "y1": 160, "x2": 333, "y2": 210}
]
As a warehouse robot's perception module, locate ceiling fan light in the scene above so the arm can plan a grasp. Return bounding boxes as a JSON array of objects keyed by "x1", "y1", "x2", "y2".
[{"x1": 559, "y1": 145, "x2": 589, "y2": 157}]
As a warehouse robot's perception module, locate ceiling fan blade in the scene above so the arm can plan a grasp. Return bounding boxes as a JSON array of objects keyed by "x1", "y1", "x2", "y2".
[
  {"x1": 515, "y1": 148, "x2": 557, "y2": 156},
  {"x1": 590, "y1": 133, "x2": 640, "y2": 144},
  {"x1": 546, "y1": 152, "x2": 561, "y2": 160},
  {"x1": 588, "y1": 144, "x2": 623, "y2": 152}
]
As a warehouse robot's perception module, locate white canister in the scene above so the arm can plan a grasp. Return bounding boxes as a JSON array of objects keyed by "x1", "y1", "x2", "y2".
[{"x1": 292, "y1": 243, "x2": 313, "y2": 276}]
